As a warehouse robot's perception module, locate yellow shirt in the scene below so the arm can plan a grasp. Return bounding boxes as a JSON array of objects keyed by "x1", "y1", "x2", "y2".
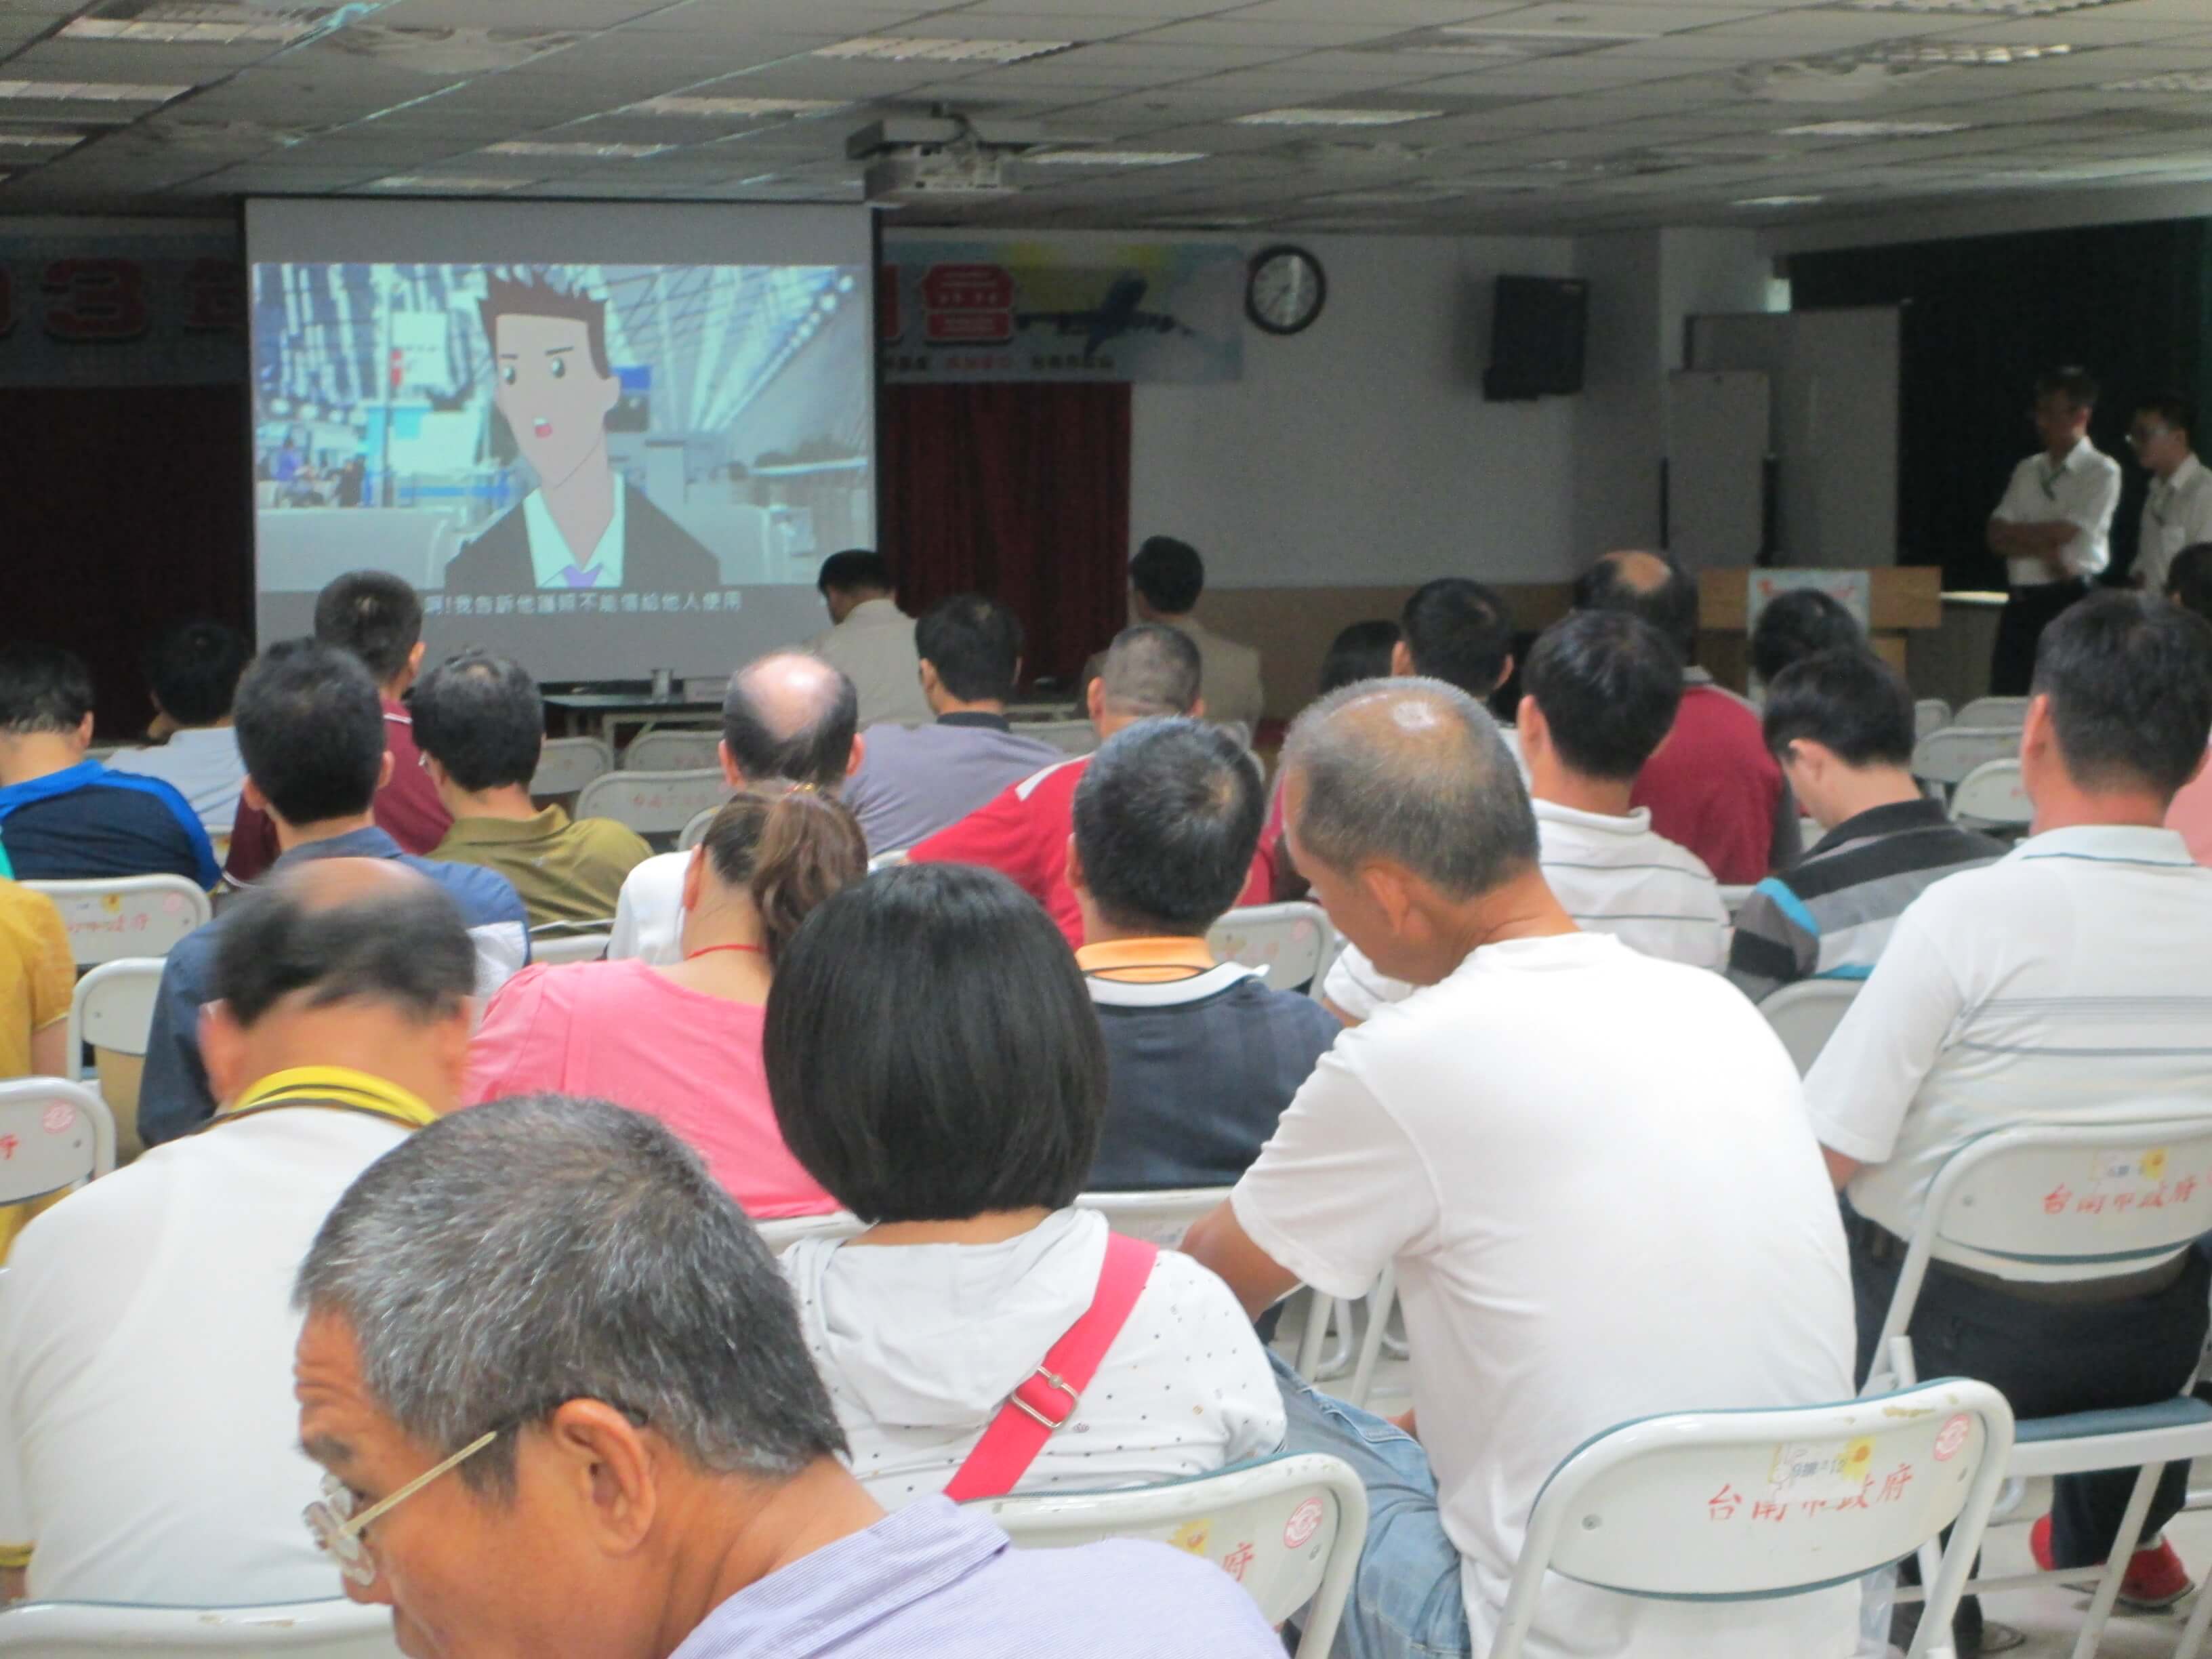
[{"x1": 0, "y1": 879, "x2": 71, "y2": 1080}]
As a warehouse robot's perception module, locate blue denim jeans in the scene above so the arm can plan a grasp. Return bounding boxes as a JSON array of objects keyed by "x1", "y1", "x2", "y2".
[{"x1": 1271, "y1": 1353, "x2": 1472, "y2": 1659}]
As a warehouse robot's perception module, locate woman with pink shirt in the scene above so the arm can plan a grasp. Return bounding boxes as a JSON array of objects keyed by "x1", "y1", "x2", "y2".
[{"x1": 466, "y1": 783, "x2": 865, "y2": 1216}]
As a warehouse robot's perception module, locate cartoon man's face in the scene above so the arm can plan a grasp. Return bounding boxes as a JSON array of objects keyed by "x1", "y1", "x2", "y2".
[{"x1": 491, "y1": 310, "x2": 620, "y2": 490}]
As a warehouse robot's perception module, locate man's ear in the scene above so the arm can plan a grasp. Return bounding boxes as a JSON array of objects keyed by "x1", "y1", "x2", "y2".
[
  {"x1": 718, "y1": 739, "x2": 745, "y2": 790},
  {"x1": 1086, "y1": 677, "x2": 1105, "y2": 725},
  {"x1": 846, "y1": 733, "x2": 865, "y2": 777},
  {"x1": 199, "y1": 1000, "x2": 249, "y2": 1108},
  {"x1": 242, "y1": 775, "x2": 269, "y2": 815},
  {"x1": 376, "y1": 749, "x2": 396, "y2": 793},
  {"x1": 75, "y1": 711, "x2": 96, "y2": 750},
  {"x1": 1492, "y1": 654, "x2": 1515, "y2": 695},
  {"x1": 407, "y1": 640, "x2": 426, "y2": 679},
  {"x1": 918, "y1": 659, "x2": 942, "y2": 699},
  {"x1": 1389, "y1": 640, "x2": 1415, "y2": 678},
  {"x1": 1065, "y1": 833, "x2": 1088, "y2": 897},
  {"x1": 545, "y1": 1400, "x2": 659, "y2": 1556},
  {"x1": 2020, "y1": 693, "x2": 2054, "y2": 766},
  {"x1": 1517, "y1": 694, "x2": 1549, "y2": 756},
  {"x1": 1355, "y1": 861, "x2": 1416, "y2": 935}
]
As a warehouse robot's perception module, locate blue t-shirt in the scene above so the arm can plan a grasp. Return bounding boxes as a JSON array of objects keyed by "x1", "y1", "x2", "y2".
[{"x1": 0, "y1": 760, "x2": 217, "y2": 888}]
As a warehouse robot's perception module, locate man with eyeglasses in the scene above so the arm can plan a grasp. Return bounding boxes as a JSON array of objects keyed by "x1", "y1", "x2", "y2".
[
  {"x1": 289, "y1": 1095, "x2": 1287, "y2": 1659},
  {"x1": 2127, "y1": 394, "x2": 2212, "y2": 597},
  {"x1": 0, "y1": 860, "x2": 476, "y2": 1607},
  {"x1": 1986, "y1": 366, "x2": 2122, "y2": 696}
]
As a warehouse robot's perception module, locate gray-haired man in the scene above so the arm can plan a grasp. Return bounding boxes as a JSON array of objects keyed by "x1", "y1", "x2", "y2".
[
  {"x1": 1184, "y1": 678, "x2": 1857, "y2": 1659},
  {"x1": 291, "y1": 1094, "x2": 1286, "y2": 1659}
]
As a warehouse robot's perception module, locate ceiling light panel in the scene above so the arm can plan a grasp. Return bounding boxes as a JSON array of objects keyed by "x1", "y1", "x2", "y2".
[
  {"x1": 813, "y1": 37, "x2": 1078, "y2": 64},
  {"x1": 62, "y1": 17, "x2": 314, "y2": 45},
  {"x1": 1851, "y1": 41, "x2": 2074, "y2": 63},
  {"x1": 2103, "y1": 72, "x2": 2212, "y2": 92},
  {"x1": 628, "y1": 96, "x2": 847, "y2": 118},
  {"x1": 1735, "y1": 193, "x2": 1826, "y2": 206},
  {"x1": 0, "y1": 130, "x2": 87, "y2": 148},
  {"x1": 0, "y1": 79, "x2": 192, "y2": 103},
  {"x1": 365, "y1": 174, "x2": 529, "y2": 192},
  {"x1": 1780, "y1": 118, "x2": 1973, "y2": 136},
  {"x1": 1025, "y1": 149, "x2": 1205, "y2": 165},
  {"x1": 483, "y1": 140, "x2": 672, "y2": 159},
  {"x1": 1232, "y1": 108, "x2": 1447, "y2": 127}
]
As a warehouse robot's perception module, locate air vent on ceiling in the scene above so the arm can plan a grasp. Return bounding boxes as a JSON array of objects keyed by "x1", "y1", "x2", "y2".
[
  {"x1": 144, "y1": 115, "x2": 312, "y2": 147},
  {"x1": 321, "y1": 25, "x2": 581, "y2": 74},
  {"x1": 1738, "y1": 61, "x2": 1933, "y2": 102}
]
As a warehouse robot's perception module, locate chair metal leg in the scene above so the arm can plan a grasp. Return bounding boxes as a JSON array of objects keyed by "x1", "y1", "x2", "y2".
[
  {"x1": 1347, "y1": 1266, "x2": 1396, "y2": 1408},
  {"x1": 2177, "y1": 1576, "x2": 2212, "y2": 1659},
  {"x1": 2068, "y1": 1462, "x2": 2162, "y2": 1659}
]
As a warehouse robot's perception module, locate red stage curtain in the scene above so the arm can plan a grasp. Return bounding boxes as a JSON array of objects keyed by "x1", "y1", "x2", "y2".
[{"x1": 880, "y1": 382, "x2": 1130, "y2": 687}]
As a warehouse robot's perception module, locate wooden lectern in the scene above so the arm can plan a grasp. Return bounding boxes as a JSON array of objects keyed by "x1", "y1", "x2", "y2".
[{"x1": 1696, "y1": 566, "x2": 1943, "y2": 695}]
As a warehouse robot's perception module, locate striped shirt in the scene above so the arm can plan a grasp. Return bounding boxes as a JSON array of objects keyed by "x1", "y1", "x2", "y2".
[
  {"x1": 1806, "y1": 824, "x2": 2212, "y2": 1276},
  {"x1": 1726, "y1": 797, "x2": 2005, "y2": 1004}
]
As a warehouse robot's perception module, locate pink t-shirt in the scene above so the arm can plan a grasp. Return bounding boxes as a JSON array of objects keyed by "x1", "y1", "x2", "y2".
[
  {"x1": 464, "y1": 958, "x2": 838, "y2": 1219},
  {"x1": 2169, "y1": 747, "x2": 2212, "y2": 866}
]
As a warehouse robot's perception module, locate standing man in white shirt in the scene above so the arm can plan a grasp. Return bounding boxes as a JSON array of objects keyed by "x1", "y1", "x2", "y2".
[
  {"x1": 806, "y1": 550, "x2": 933, "y2": 729},
  {"x1": 1987, "y1": 366, "x2": 2123, "y2": 695},
  {"x1": 2127, "y1": 392, "x2": 2212, "y2": 596},
  {"x1": 1807, "y1": 592, "x2": 2212, "y2": 1638},
  {"x1": 1185, "y1": 677, "x2": 1858, "y2": 1659}
]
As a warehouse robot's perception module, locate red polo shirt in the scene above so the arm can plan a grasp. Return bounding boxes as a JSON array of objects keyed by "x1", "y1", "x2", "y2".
[
  {"x1": 1630, "y1": 676, "x2": 1789, "y2": 886},
  {"x1": 223, "y1": 697, "x2": 452, "y2": 883},
  {"x1": 909, "y1": 753, "x2": 1271, "y2": 947}
]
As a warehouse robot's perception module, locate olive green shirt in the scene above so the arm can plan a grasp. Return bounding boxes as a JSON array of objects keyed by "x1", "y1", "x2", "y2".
[{"x1": 432, "y1": 806, "x2": 651, "y2": 929}]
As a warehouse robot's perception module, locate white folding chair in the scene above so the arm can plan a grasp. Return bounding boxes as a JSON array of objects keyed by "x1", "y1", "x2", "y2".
[
  {"x1": 529, "y1": 735, "x2": 611, "y2": 798},
  {"x1": 754, "y1": 1211, "x2": 865, "y2": 1252},
  {"x1": 1490, "y1": 1379, "x2": 2013, "y2": 1659},
  {"x1": 64, "y1": 957, "x2": 166, "y2": 1160},
  {"x1": 623, "y1": 730, "x2": 721, "y2": 773},
  {"x1": 23, "y1": 876, "x2": 211, "y2": 968},
  {"x1": 1018, "y1": 718, "x2": 1098, "y2": 758},
  {"x1": 678, "y1": 804, "x2": 718, "y2": 852},
  {"x1": 0, "y1": 1597, "x2": 403, "y2": 1656},
  {"x1": 0, "y1": 1078, "x2": 115, "y2": 1207},
  {"x1": 980, "y1": 1452, "x2": 1368, "y2": 1659},
  {"x1": 1208, "y1": 902, "x2": 1336, "y2": 996},
  {"x1": 529, "y1": 930, "x2": 611, "y2": 966},
  {"x1": 1910, "y1": 727, "x2": 2020, "y2": 791},
  {"x1": 1076, "y1": 1186, "x2": 1233, "y2": 1250},
  {"x1": 1915, "y1": 697, "x2": 1953, "y2": 742},
  {"x1": 1955, "y1": 695, "x2": 2030, "y2": 731},
  {"x1": 1719, "y1": 883, "x2": 1755, "y2": 918},
  {"x1": 1867, "y1": 1116, "x2": 2212, "y2": 1659},
  {"x1": 1757, "y1": 979, "x2": 1864, "y2": 1076},
  {"x1": 574, "y1": 769, "x2": 728, "y2": 842},
  {"x1": 1950, "y1": 758, "x2": 2031, "y2": 832}
]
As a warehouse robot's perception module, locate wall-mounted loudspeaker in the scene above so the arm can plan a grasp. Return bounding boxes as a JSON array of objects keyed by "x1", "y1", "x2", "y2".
[{"x1": 1484, "y1": 275, "x2": 1588, "y2": 401}]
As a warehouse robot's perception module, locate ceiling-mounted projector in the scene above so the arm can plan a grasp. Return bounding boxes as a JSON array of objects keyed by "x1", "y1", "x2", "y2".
[{"x1": 848, "y1": 114, "x2": 1046, "y2": 202}]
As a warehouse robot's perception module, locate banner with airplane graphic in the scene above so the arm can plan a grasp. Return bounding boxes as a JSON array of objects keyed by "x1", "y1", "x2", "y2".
[{"x1": 880, "y1": 240, "x2": 1243, "y2": 385}]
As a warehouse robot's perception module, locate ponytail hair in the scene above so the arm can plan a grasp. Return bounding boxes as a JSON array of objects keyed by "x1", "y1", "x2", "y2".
[{"x1": 698, "y1": 783, "x2": 868, "y2": 967}]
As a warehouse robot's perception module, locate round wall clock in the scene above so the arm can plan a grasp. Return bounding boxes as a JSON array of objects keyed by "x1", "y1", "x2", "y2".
[{"x1": 1246, "y1": 244, "x2": 1326, "y2": 335}]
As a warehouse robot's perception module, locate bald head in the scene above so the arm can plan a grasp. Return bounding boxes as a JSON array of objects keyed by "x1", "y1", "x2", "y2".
[
  {"x1": 1098, "y1": 624, "x2": 1202, "y2": 720},
  {"x1": 1574, "y1": 549, "x2": 1698, "y2": 658},
  {"x1": 1282, "y1": 678, "x2": 1536, "y2": 899},
  {"x1": 724, "y1": 651, "x2": 859, "y2": 789}
]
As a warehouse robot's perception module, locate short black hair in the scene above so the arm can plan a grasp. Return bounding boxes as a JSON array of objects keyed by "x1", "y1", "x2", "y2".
[
  {"x1": 2036, "y1": 365, "x2": 2099, "y2": 411},
  {"x1": 1318, "y1": 619, "x2": 1399, "y2": 695},
  {"x1": 2136, "y1": 392, "x2": 2196, "y2": 441},
  {"x1": 2170, "y1": 542, "x2": 2212, "y2": 623},
  {"x1": 144, "y1": 621, "x2": 250, "y2": 728},
  {"x1": 0, "y1": 642, "x2": 94, "y2": 736},
  {"x1": 816, "y1": 549, "x2": 892, "y2": 597},
  {"x1": 213, "y1": 865, "x2": 475, "y2": 1029},
  {"x1": 915, "y1": 594, "x2": 1022, "y2": 704},
  {"x1": 764, "y1": 864, "x2": 1106, "y2": 1224},
  {"x1": 1523, "y1": 611, "x2": 1684, "y2": 782},
  {"x1": 1130, "y1": 535, "x2": 1204, "y2": 615},
  {"x1": 313, "y1": 571, "x2": 424, "y2": 685},
  {"x1": 1073, "y1": 718, "x2": 1263, "y2": 935},
  {"x1": 1401, "y1": 578, "x2": 1513, "y2": 697},
  {"x1": 1750, "y1": 590, "x2": 1864, "y2": 686},
  {"x1": 411, "y1": 651, "x2": 543, "y2": 794},
  {"x1": 2032, "y1": 590, "x2": 2212, "y2": 799},
  {"x1": 1574, "y1": 552, "x2": 1700, "y2": 659},
  {"x1": 1763, "y1": 647, "x2": 1917, "y2": 770},
  {"x1": 234, "y1": 639, "x2": 386, "y2": 826},
  {"x1": 478, "y1": 270, "x2": 612, "y2": 381},
  {"x1": 722, "y1": 657, "x2": 858, "y2": 790}
]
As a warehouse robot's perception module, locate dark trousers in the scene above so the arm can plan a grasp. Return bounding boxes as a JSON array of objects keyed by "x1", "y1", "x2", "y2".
[{"x1": 1990, "y1": 577, "x2": 2089, "y2": 696}]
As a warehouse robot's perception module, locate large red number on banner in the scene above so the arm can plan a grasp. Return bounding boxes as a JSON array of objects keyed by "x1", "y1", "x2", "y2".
[
  {"x1": 41, "y1": 258, "x2": 150, "y2": 342},
  {"x1": 182, "y1": 258, "x2": 244, "y2": 332}
]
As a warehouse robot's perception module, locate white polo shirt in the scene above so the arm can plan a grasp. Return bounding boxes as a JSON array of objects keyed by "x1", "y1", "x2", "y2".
[
  {"x1": 1807, "y1": 824, "x2": 2212, "y2": 1277},
  {"x1": 608, "y1": 847, "x2": 687, "y2": 964},
  {"x1": 1990, "y1": 438, "x2": 2121, "y2": 587},
  {"x1": 1235, "y1": 932, "x2": 1857, "y2": 1659},
  {"x1": 1321, "y1": 798, "x2": 1729, "y2": 1019},
  {"x1": 109, "y1": 726, "x2": 246, "y2": 839},
  {"x1": 2139, "y1": 452, "x2": 2212, "y2": 596},
  {"x1": 806, "y1": 597, "x2": 932, "y2": 729}
]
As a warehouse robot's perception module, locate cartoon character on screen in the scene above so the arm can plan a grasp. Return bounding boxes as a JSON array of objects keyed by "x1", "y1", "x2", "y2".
[{"x1": 442, "y1": 270, "x2": 720, "y2": 597}]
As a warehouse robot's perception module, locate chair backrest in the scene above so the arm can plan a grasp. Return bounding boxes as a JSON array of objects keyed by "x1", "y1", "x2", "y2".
[
  {"x1": 1206, "y1": 901, "x2": 1335, "y2": 994},
  {"x1": 980, "y1": 1452, "x2": 1368, "y2": 1659},
  {"x1": 529, "y1": 735, "x2": 611, "y2": 798},
  {"x1": 0, "y1": 1598, "x2": 403, "y2": 1656},
  {"x1": 1949, "y1": 758, "x2": 2031, "y2": 830},
  {"x1": 1757, "y1": 979, "x2": 1864, "y2": 1076},
  {"x1": 1074, "y1": 1187, "x2": 1234, "y2": 1250},
  {"x1": 623, "y1": 729, "x2": 722, "y2": 773},
  {"x1": 573, "y1": 769, "x2": 728, "y2": 839},
  {"x1": 1017, "y1": 718, "x2": 1099, "y2": 758},
  {"x1": 754, "y1": 1211, "x2": 865, "y2": 1252},
  {"x1": 64, "y1": 958, "x2": 166, "y2": 1080},
  {"x1": 1909, "y1": 726, "x2": 2018, "y2": 788},
  {"x1": 0, "y1": 1078, "x2": 115, "y2": 1207},
  {"x1": 1914, "y1": 698, "x2": 1952, "y2": 743},
  {"x1": 23, "y1": 876, "x2": 211, "y2": 967},
  {"x1": 1870, "y1": 1114, "x2": 2212, "y2": 1361},
  {"x1": 678, "y1": 804, "x2": 718, "y2": 852},
  {"x1": 1490, "y1": 1379, "x2": 2011, "y2": 1659},
  {"x1": 531, "y1": 930, "x2": 611, "y2": 966},
  {"x1": 1955, "y1": 695, "x2": 2030, "y2": 730}
]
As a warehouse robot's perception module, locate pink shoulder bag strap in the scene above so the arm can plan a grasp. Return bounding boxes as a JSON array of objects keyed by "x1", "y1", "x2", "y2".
[{"x1": 942, "y1": 1232, "x2": 1160, "y2": 1503}]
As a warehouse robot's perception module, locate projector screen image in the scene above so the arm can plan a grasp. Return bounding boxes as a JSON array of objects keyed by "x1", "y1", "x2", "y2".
[{"x1": 248, "y1": 230, "x2": 873, "y2": 680}]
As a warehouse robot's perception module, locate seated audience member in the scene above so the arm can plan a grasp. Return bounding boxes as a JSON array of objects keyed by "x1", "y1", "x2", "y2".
[
  {"x1": 1185, "y1": 677, "x2": 1857, "y2": 1659},
  {"x1": 411, "y1": 649, "x2": 651, "y2": 926},
  {"x1": 1808, "y1": 592, "x2": 2212, "y2": 1626},
  {"x1": 1068, "y1": 719, "x2": 1338, "y2": 1190},
  {"x1": 1323, "y1": 614, "x2": 1732, "y2": 1020},
  {"x1": 226, "y1": 571, "x2": 449, "y2": 883},
  {"x1": 1395, "y1": 576, "x2": 1517, "y2": 720},
  {"x1": 1729, "y1": 649, "x2": 2003, "y2": 1002},
  {"x1": 291, "y1": 1097, "x2": 1284, "y2": 1659},
  {"x1": 0, "y1": 644, "x2": 216, "y2": 887},
  {"x1": 0, "y1": 861, "x2": 474, "y2": 1607},
  {"x1": 766, "y1": 864, "x2": 1284, "y2": 1504},
  {"x1": 1265, "y1": 619, "x2": 1401, "y2": 900},
  {"x1": 607, "y1": 651, "x2": 861, "y2": 964},
  {"x1": 840, "y1": 594, "x2": 1063, "y2": 854},
  {"x1": 909, "y1": 626, "x2": 1269, "y2": 948},
  {"x1": 1749, "y1": 588, "x2": 1864, "y2": 689},
  {"x1": 1575, "y1": 550, "x2": 1799, "y2": 883},
  {"x1": 1128, "y1": 535, "x2": 1265, "y2": 735},
  {"x1": 807, "y1": 548, "x2": 931, "y2": 729},
  {"x1": 468, "y1": 785, "x2": 863, "y2": 1217},
  {"x1": 2165, "y1": 541, "x2": 2212, "y2": 863},
  {"x1": 138, "y1": 642, "x2": 527, "y2": 1147},
  {"x1": 110, "y1": 621, "x2": 251, "y2": 838},
  {"x1": 0, "y1": 880, "x2": 73, "y2": 1263}
]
